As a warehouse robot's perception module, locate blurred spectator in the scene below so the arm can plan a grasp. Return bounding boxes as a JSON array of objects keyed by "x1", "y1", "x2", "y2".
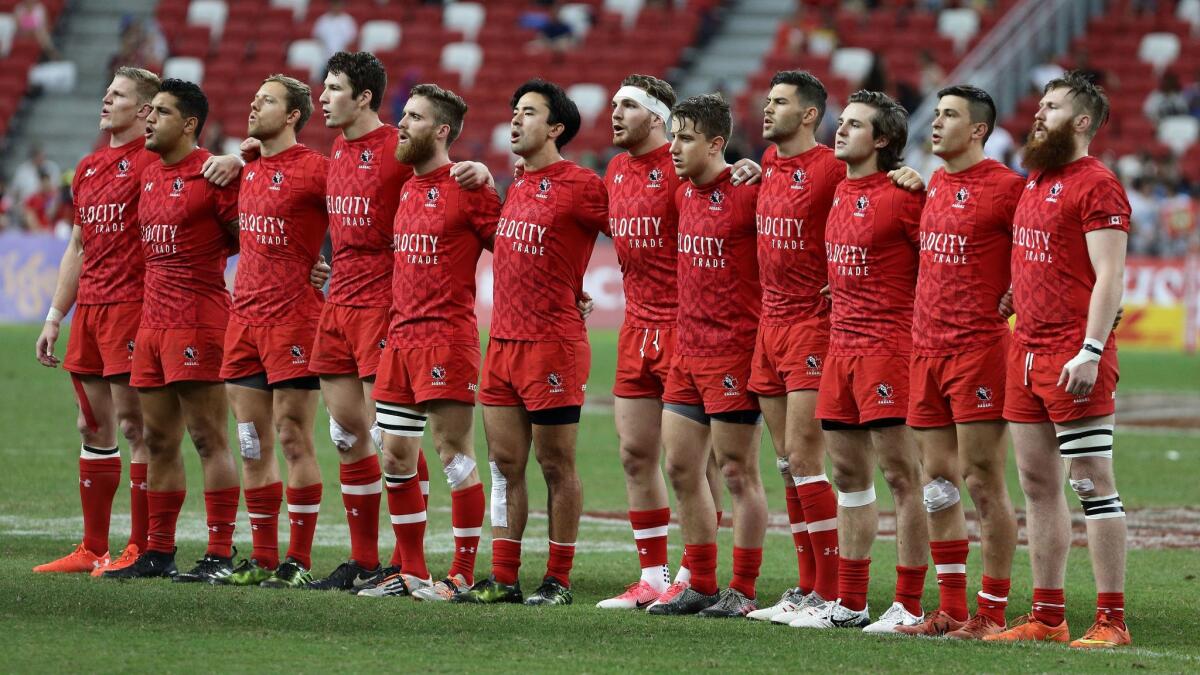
[
  {"x1": 1069, "y1": 47, "x2": 1108, "y2": 87},
  {"x1": 313, "y1": 0, "x2": 358, "y2": 62},
  {"x1": 1127, "y1": 177, "x2": 1161, "y2": 254},
  {"x1": 110, "y1": 17, "x2": 168, "y2": 75},
  {"x1": 777, "y1": 6, "x2": 838, "y2": 58},
  {"x1": 10, "y1": 144, "x2": 61, "y2": 205},
  {"x1": 1184, "y1": 68, "x2": 1200, "y2": 116},
  {"x1": 1159, "y1": 182, "x2": 1196, "y2": 256},
  {"x1": 21, "y1": 170, "x2": 60, "y2": 232},
  {"x1": 203, "y1": 121, "x2": 231, "y2": 155},
  {"x1": 1144, "y1": 71, "x2": 1190, "y2": 122},
  {"x1": 521, "y1": 1, "x2": 578, "y2": 55},
  {"x1": 918, "y1": 50, "x2": 945, "y2": 97},
  {"x1": 0, "y1": 177, "x2": 13, "y2": 230},
  {"x1": 984, "y1": 124, "x2": 1016, "y2": 168},
  {"x1": 15, "y1": 0, "x2": 59, "y2": 59},
  {"x1": 862, "y1": 52, "x2": 888, "y2": 92}
]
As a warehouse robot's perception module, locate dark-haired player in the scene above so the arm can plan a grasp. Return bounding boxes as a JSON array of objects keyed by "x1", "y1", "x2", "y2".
[
  {"x1": 454, "y1": 79, "x2": 608, "y2": 606},
  {"x1": 986, "y1": 72, "x2": 1131, "y2": 649}
]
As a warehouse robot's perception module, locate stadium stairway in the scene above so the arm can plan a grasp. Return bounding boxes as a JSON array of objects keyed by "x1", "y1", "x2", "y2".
[
  {"x1": 678, "y1": 0, "x2": 796, "y2": 99},
  {"x1": 7, "y1": 0, "x2": 158, "y2": 176}
]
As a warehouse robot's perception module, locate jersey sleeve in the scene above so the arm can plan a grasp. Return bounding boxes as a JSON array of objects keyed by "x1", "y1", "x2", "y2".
[
  {"x1": 212, "y1": 180, "x2": 240, "y2": 226},
  {"x1": 574, "y1": 172, "x2": 610, "y2": 236},
  {"x1": 1078, "y1": 170, "x2": 1132, "y2": 233},
  {"x1": 899, "y1": 189, "x2": 925, "y2": 246},
  {"x1": 307, "y1": 154, "x2": 329, "y2": 200},
  {"x1": 467, "y1": 184, "x2": 502, "y2": 247},
  {"x1": 994, "y1": 172, "x2": 1024, "y2": 235},
  {"x1": 69, "y1": 164, "x2": 83, "y2": 226},
  {"x1": 738, "y1": 182, "x2": 761, "y2": 231}
]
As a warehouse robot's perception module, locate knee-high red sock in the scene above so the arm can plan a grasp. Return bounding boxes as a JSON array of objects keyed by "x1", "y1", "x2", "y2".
[
  {"x1": 450, "y1": 483, "x2": 484, "y2": 584},
  {"x1": 386, "y1": 473, "x2": 428, "y2": 579},
  {"x1": 244, "y1": 482, "x2": 282, "y2": 569},
  {"x1": 546, "y1": 541, "x2": 576, "y2": 587},
  {"x1": 285, "y1": 483, "x2": 323, "y2": 569},
  {"x1": 146, "y1": 490, "x2": 186, "y2": 554},
  {"x1": 492, "y1": 538, "x2": 522, "y2": 585},
  {"x1": 340, "y1": 455, "x2": 382, "y2": 568},
  {"x1": 79, "y1": 445, "x2": 121, "y2": 555},
  {"x1": 931, "y1": 539, "x2": 969, "y2": 620},
  {"x1": 127, "y1": 462, "x2": 149, "y2": 551},
  {"x1": 630, "y1": 507, "x2": 671, "y2": 590},
  {"x1": 838, "y1": 557, "x2": 871, "y2": 612},
  {"x1": 417, "y1": 450, "x2": 429, "y2": 506},
  {"x1": 676, "y1": 511, "x2": 721, "y2": 583},
  {"x1": 684, "y1": 542, "x2": 718, "y2": 595},
  {"x1": 977, "y1": 575, "x2": 1010, "y2": 625},
  {"x1": 785, "y1": 488, "x2": 814, "y2": 594},
  {"x1": 204, "y1": 486, "x2": 239, "y2": 558},
  {"x1": 730, "y1": 546, "x2": 763, "y2": 598},
  {"x1": 1033, "y1": 587, "x2": 1066, "y2": 626},
  {"x1": 1096, "y1": 591, "x2": 1125, "y2": 627},
  {"x1": 797, "y1": 478, "x2": 839, "y2": 600},
  {"x1": 895, "y1": 565, "x2": 928, "y2": 616}
]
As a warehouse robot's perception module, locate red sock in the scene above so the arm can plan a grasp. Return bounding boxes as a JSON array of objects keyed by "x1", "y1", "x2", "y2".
[
  {"x1": 79, "y1": 446, "x2": 122, "y2": 554},
  {"x1": 385, "y1": 474, "x2": 428, "y2": 578},
  {"x1": 977, "y1": 575, "x2": 1010, "y2": 625},
  {"x1": 546, "y1": 541, "x2": 576, "y2": 587},
  {"x1": 931, "y1": 539, "x2": 969, "y2": 621},
  {"x1": 244, "y1": 482, "x2": 282, "y2": 569},
  {"x1": 284, "y1": 483, "x2": 322, "y2": 569},
  {"x1": 798, "y1": 480, "x2": 839, "y2": 600},
  {"x1": 146, "y1": 490, "x2": 186, "y2": 554},
  {"x1": 1096, "y1": 591, "x2": 1125, "y2": 626},
  {"x1": 204, "y1": 486, "x2": 239, "y2": 558},
  {"x1": 492, "y1": 538, "x2": 522, "y2": 585},
  {"x1": 677, "y1": 511, "x2": 720, "y2": 580},
  {"x1": 1032, "y1": 587, "x2": 1066, "y2": 626},
  {"x1": 730, "y1": 546, "x2": 763, "y2": 598},
  {"x1": 838, "y1": 557, "x2": 871, "y2": 612},
  {"x1": 895, "y1": 565, "x2": 927, "y2": 617},
  {"x1": 127, "y1": 462, "x2": 149, "y2": 551},
  {"x1": 684, "y1": 543, "x2": 718, "y2": 595},
  {"x1": 340, "y1": 455, "x2": 382, "y2": 568},
  {"x1": 450, "y1": 483, "x2": 484, "y2": 584},
  {"x1": 417, "y1": 450, "x2": 429, "y2": 506},
  {"x1": 630, "y1": 507, "x2": 670, "y2": 570},
  {"x1": 785, "y1": 489, "x2": 814, "y2": 594}
]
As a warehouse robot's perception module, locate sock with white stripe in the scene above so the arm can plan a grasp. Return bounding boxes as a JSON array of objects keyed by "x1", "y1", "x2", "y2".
[
  {"x1": 385, "y1": 472, "x2": 428, "y2": 578},
  {"x1": 79, "y1": 444, "x2": 121, "y2": 555},
  {"x1": 1032, "y1": 587, "x2": 1066, "y2": 626},
  {"x1": 630, "y1": 507, "x2": 671, "y2": 591},
  {"x1": 977, "y1": 575, "x2": 1010, "y2": 625},
  {"x1": 785, "y1": 487, "x2": 814, "y2": 594},
  {"x1": 449, "y1": 483, "x2": 484, "y2": 584},
  {"x1": 340, "y1": 455, "x2": 383, "y2": 569},
  {"x1": 284, "y1": 483, "x2": 322, "y2": 569},
  {"x1": 931, "y1": 539, "x2": 969, "y2": 621},
  {"x1": 796, "y1": 477, "x2": 839, "y2": 599},
  {"x1": 245, "y1": 481, "x2": 283, "y2": 569}
]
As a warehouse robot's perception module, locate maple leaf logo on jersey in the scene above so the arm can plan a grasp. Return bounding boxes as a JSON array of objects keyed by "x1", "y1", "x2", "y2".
[
  {"x1": 426, "y1": 186, "x2": 440, "y2": 205},
  {"x1": 876, "y1": 382, "x2": 894, "y2": 403},
  {"x1": 855, "y1": 195, "x2": 869, "y2": 213},
  {"x1": 377, "y1": 338, "x2": 387, "y2": 350},
  {"x1": 290, "y1": 345, "x2": 306, "y2": 364},
  {"x1": 708, "y1": 189, "x2": 725, "y2": 211},
  {"x1": 1046, "y1": 181, "x2": 1063, "y2": 202},
  {"x1": 183, "y1": 346, "x2": 198, "y2": 365},
  {"x1": 955, "y1": 187, "x2": 969, "y2": 203},
  {"x1": 722, "y1": 374, "x2": 739, "y2": 391},
  {"x1": 805, "y1": 354, "x2": 822, "y2": 375},
  {"x1": 547, "y1": 371, "x2": 564, "y2": 393},
  {"x1": 170, "y1": 177, "x2": 184, "y2": 196},
  {"x1": 791, "y1": 168, "x2": 808, "y2": 189},
  {"x1": 270, "y1": 170, "x2": 284, "y2": 190},
  {"x1": 976, "y1": 386, "x2": 994, "y2": 408},
  {"x1": 537, "y1": 177, "x2": 552, "y2": 197},
  {"x1": 431, "y1": 364, "x2": 447, "y2": 383},
  {"x1": 359, "y1": 148, "x2": 374, "y2": 164},
  {"x1": 647, "y1": 168, "x2": 663, "y2": 187},
  {"x1": 117, "y1": 158, "x2": 131, "y2": 176}
]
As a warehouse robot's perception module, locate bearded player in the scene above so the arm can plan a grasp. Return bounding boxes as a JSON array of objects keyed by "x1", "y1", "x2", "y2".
[
  {"x1": 790, "y1": 91, "x2": 929, "y2": 632},
  {"x1": 454, "y1": 79, "x2": 608, "y2": 606},
  {"x1": 985, "y1": 72, "x2": 1131, "y2": 649},
  {"x1": 103, "y1": 79, "x2": 243, "y2": 581},
  {"x1": 356, "y1": 84, "x2": 499, "y2": 601},
  {"x1": 894, "y1": 85, "x2": 1022, "y2": 639},
  {"x1": 647, "y1": 94, "x2": 766, "y2": 618}
]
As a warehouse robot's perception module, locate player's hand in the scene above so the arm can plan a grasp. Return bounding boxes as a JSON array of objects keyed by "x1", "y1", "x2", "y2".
[
  {"x1": 998, "y1": 288, "x2": 1014, "y2": 319},
  {"x1": 819, "y1": 284, "x2": 830, "y2": 298},
  {"x1": 730, "y1": 159, "x2": 762, "y2": 186},
  {"x1": 887, "y1": 166, "x2": 925, "y2": 192},
  {"x1": 36, "y1": 321, "x2": 61, "y2": 368},
  {"x1": 451, "y1": 161, "x2": 492, "y2": 190},
  {"x1": 576, "y1": 291, "x2": 594, "y2": 320},
  {"x1": 1058, "y1": 353, "x2": 1099, "y2": 396},
  {"x1": 201, "y1": 154, "x2": 244, "y2": 186},
  {"x1": 310, "y1": 255, "x2": 330, "y2": 289},
  {"x1": 239, "y1": 137, "x2": 263, "y2": 163}
]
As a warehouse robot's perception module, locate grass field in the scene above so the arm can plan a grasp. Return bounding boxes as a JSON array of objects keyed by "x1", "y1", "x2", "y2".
[{"x1": 2, "y1": 324, "x2": 1199, "y2": 672}]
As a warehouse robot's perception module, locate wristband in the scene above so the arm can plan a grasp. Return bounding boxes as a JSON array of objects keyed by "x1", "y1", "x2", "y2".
[
  {"x1": 1082, "y1": 338, "x2": 1104, "y2": 358},
  {"x1": 45, "y1": 307, "x2": 64, "y2": 324}
]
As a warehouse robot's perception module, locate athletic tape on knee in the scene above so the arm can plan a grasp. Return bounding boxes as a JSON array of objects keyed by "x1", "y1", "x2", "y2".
[
  {"x1": 776, "y1": 457, "x2": 790, "y2": 475},
  {"x1": 1069, "y1": 478, "x2": 1095, "y2": 494},
  {"x1": 923, "y1": 477, "x2": 960, "y2": 513},
  {"x1": 370, "y1": 424, "x2": 383, "y2": 452},
  {"x1": 1056, "y1": 424, "x2": 1114, "y2": 459},
  {"x1": 237, "y1": 422, "x2": 261, "y2": 460},
  {"x1": 443, "y1": 453, "x2": 476, "y2": 489},
  {"x1": 489, "y1": 461, "x2": 508, "y2": 527},
  {"x1": 329, "y1": 417, "x2": 358, "y2": 452},
  {"x1": 376, "y1": 403, "x2": 427, "y2": 438},
  {"x1": 838, "y1": 485, "x2": 876, "y2": 507},
  {"x1": 795, "y1": 474, "x2": 830, "y2": 487},
  {"x1": 1080, "y1": 492, "x2": 1125, "y2": 519}
]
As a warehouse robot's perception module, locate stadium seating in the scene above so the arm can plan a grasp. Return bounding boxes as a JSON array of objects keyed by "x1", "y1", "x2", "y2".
[
  {"x1": 0, "y1": 0, "x2": 66, "y2": 143},
  {"x1": 359, "y1": 20, "x2": 400, "y2": 53},
  {"x1": 163, "y1": 56, "x2": 205, "y2": 86}
]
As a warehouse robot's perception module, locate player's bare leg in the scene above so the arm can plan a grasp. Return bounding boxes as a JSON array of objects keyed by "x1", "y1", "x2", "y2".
[
  {"x1": 322, "y1": 374, "x2": 376, "y2": 463},
  {"x1": 524, "y1": 416, "x2": 583, "y2": 605}
]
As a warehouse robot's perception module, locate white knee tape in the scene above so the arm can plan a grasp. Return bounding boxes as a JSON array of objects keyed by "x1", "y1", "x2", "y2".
[
  {"x1": 923, "y1": 477, "x2": 961, "y2": 513},
  {"x1": 1069, "y1": 478, "x2": 1095, "y2": 494},
  {"x1": 444, "y1": 453, "x2": 476, "y2": 489},
  {"x1": 329, "y1": 418, "x2": 358, "y2": 452},
  {"x1": 1057, "y1": 424, "x2": 1114, "y2": 459},
  {"x1": 489, "y1": 461, "x2": 508, "y2": 527},
  {"x1": 376, "y1": 403, "x2": 427, "y2": 438},
  {"x1": 837, "y1": 485, "x2": 876, "y2": 508},
  {"x1": 237, "y1": 422, "x2": 261, "y2": 460},
  {"x1": 776, "y1": 457, "x2": 790, "y2": 475},
  {"x1": 370, "y1": 424, "x2": 383, "y2": 452}
]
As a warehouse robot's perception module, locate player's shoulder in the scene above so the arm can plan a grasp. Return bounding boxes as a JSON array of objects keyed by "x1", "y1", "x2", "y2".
[
  {"x1": 296, "y1": 143, "x2": 330, "y2": 168},
  {"x1": 760, "y1": 144, "x2": 778, "y2": 167},
  {"x1": 1071, "y1": 156, "x2": 1121, "y2": 186},
  {"x1": 605, "y1": 151, "x2": 628, "y2": 177}
]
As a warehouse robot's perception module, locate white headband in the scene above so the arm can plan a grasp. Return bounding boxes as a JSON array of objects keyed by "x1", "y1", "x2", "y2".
[{"x1": 613, "y1": 85, "x2": 671, "y2": 124}]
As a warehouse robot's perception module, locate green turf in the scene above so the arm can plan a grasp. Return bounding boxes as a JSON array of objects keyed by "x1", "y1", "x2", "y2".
[{"x1": 2, "y1": 324, "x2": 1199, "y2": 672}]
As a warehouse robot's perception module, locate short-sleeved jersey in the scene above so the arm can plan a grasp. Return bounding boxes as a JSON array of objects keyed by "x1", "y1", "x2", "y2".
[
  {"x1": 326, "y1": 125, "x2": 413, "y2": 307},
  {"x1": 1011, "y1": 156, "x2": 1131, "y2": 353},
  {"x1": 605, "y1": 144, "x2": 681, "y2": 328},
  {"x1": 913, "y1": 159, "x2": 1024, "y2": 355},
  {"x1": 674, "y1": 167, "x2": 761, "y2": 356},
  {"x1": 137, "y1": 148, "x2": 240, "y2": 329},
  {"x1": 756, "y1": 143, "x2": 842, "y2": 325},
  {"x1": 490, "y1": 160, "x2": 609, "y2": 342},
  {"x1": 389, "y1": 163, "x2": 501, "y2": 347},
  {"x1": 71, "y1": 138, "x2": 157, "y2": 305},
  {"x1": 825, "y1": 171, "x2": 925, "y2": 357},
  {"x1": 233, "y1": 143, "x2": 328, "y2": 325}
]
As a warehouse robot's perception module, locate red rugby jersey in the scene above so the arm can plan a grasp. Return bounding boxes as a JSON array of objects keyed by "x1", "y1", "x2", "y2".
[
  {"x1": 326, "y1": 125, "x2": 413, "y2": 307},
  {"x1": 137, "y1": 148, "x2": 239, "y2": 329},
  {"x1": 389, "y1": 163, "x2": 501, "y2": 347},
  {"x1": 233, "y1": 143, "x2": 328, "y2": 326},
  {"x1": 825, "y1": 171, "x2": 924, "y2": 357},
  {"x1": 913, "y1": 159, "x2": 1024, "y2": 356},
  {"x1": 605, "y1": 144, "x2": 681, "y2": 328},
  {"x1": 489, "y1": 160, "x2": 608, "y2": 342},
  {"x1": 1011, "y1": 156, "x2": 1130, "y2": 353},
  {"x1": 756, "y1": 143, "x2": 841, "y2": 325},
  {"x1": 674, "y1": 167, "x2": 761, "y2": 356},
  {"x1": 71, "y1": 137, "x2": 157, "y2": 305}
]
